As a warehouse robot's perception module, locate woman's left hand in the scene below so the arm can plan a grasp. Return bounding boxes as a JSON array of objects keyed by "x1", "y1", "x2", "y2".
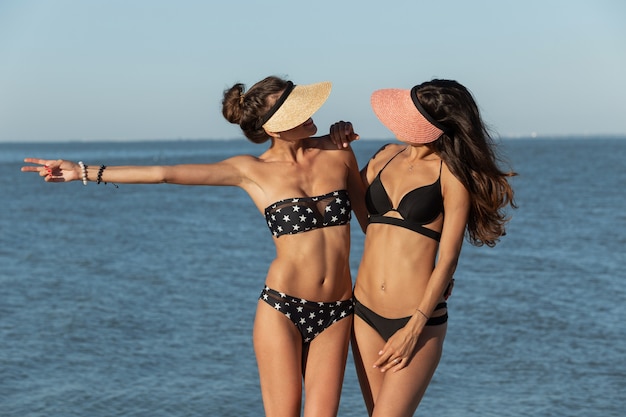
[{"x1": 373, "y1": 325, "x2": 421, "y2": 372}]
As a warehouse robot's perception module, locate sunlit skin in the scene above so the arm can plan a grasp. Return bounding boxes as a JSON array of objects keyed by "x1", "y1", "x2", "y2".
[
  {"x1": 330, "y1": 121, "x2": 469, "y2": 417},
  {"x1": 23, "y1": 100, "x2": 369, "y2": 417}
]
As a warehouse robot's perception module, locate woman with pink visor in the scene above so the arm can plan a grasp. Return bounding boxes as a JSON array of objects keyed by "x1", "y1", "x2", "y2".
[{"x1": 332, "y1": 79, "x2": 516, "y2": 416}]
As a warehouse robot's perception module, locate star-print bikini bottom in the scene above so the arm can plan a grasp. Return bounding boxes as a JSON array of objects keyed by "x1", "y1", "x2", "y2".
[{"x1": 259, "y1": 286, "x2": 354, "y2": 343}]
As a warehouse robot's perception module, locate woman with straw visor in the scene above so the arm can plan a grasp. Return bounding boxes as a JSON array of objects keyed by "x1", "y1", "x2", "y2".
[{"x1": 22, "y1": 75, "x2": 368, "y2": 417}]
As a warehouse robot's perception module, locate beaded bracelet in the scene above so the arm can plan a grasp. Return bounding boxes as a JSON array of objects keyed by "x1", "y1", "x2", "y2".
[
  {"x1": 96, "y1": 165, "x2": 119, "y2": 188},
  {"x1": 416, "y1": 308, "x2": 430, "y2": 321},
  {"x1": 97, "y1": 165, "x2": 106, "y2": 185},
  {"x1": 78, "y1": 161, "x2": 88, "y2": 185}
]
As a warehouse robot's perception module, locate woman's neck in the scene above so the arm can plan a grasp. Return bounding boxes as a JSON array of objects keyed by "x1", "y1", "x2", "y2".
[
  {"x1": 404, "y1": 144, "x2": 438, "y2": 161},
  {"x1": 268, "y1": 137, "x2": 308, "y2": 162}
]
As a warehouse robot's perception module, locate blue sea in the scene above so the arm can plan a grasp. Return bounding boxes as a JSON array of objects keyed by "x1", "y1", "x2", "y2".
[{"x1": 1, "y1": 137, "x2": 625, "y2": 417}]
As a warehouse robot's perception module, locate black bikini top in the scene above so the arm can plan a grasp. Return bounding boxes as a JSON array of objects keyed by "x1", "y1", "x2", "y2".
[
  {"x1": 264, "y1": 189, "x2": 351, "y2": 238},
  {"x1": 365, "y1": 149, "x2": 443, "y2": 241}
]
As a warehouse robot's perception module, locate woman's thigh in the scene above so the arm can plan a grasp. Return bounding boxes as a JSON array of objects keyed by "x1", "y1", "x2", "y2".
[
  {"x1": 353, "y1": 315, "x2": 447, "y2": 417},
  {"x1": 253, "y1": 301, "x2": 304, "y2": 417},
  {"x1": 351, "y1": 314, "x2": 388, "y2": 414},
  {"x1": 302, "y1": 316, "x2": 352, "y2": 417}
]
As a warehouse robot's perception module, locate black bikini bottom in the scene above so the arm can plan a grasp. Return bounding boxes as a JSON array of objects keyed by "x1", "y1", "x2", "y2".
[{"x1": 353, "y1": 296, "x2": 447, "y2": 342}]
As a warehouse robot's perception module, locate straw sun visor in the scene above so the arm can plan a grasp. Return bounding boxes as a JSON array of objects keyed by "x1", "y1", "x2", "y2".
[
  {"x1": 263, "y1": 82, "x2": 332, "y2": 133},
  {"x1": 370, "y1": 88, "x2": 444, "y2": 144}
]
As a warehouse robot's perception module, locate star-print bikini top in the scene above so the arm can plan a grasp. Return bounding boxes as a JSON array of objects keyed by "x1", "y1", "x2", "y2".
[
  {"x1": 365, "y1": 149, "x2": 443, "y2": 242},
  {"x1": 264, "y1": 189, "x2": 351, "y2": 238}
]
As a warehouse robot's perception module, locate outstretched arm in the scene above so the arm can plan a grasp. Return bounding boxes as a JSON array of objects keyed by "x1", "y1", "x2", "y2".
[{"x1": 21, "y1": 156, "x2": 247, "y2": 187}]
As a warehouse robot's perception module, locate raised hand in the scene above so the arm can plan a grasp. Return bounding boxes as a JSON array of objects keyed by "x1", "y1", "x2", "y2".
[{"x1": 21, "y1": 158, "x2": 81, "y2": 183}]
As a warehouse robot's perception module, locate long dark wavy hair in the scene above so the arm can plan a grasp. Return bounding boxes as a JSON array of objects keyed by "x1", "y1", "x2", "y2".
[
  {"x1": 417, "y1": 79, "x2": 517, "y2": 247},
  {"x1": 222, "y1": 76, "x2": 289, "y2": 144}
]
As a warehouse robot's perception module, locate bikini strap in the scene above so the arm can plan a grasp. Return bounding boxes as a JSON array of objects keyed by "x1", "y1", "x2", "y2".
[{"x1": 377, "y1": 148, "x2": 406, "y2": 176}]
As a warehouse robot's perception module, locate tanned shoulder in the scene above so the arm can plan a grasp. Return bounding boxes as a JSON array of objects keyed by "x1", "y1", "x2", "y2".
[
  {"x1": 305, "y1": 136, "x2": 339, "y2": 150},
  {"x1": 369, "y1": 143, "x2": 400, "y2": 167}
]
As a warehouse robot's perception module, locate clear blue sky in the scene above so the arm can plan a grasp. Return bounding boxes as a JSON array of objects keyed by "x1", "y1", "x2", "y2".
[{"x1": 1, "y1": 0, "x2": 625, "y2": 142}]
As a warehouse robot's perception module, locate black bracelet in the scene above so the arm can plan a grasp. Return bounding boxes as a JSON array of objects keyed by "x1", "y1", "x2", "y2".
[
  {"x1": 416, "y1": 308, "x2": 430, "y2": 320},
  {"x1": 98, "y1": 164, "x2": 119, "y2": 188},
  {"x1": 97, "y1": 165, "x2": 106, "y2": 184}
]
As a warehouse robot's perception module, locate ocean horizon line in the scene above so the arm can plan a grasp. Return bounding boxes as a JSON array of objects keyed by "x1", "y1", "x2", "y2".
[{"x1": 2, "y1": 133, "x2": 626, "y2": 145}]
